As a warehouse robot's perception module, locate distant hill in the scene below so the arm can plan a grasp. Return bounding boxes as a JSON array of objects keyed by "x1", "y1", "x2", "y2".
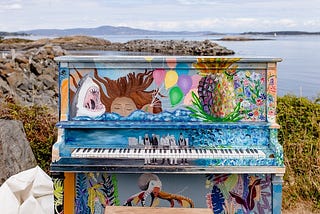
[
  {"x1": 242, "y1": 31, "x2": 320, "y2": 35},
  {"x1": 17, "y1": 25, "x2": 220, "y2": 36},
  {"x1": 0, "y1": 31, "x2": 29, "y2": 37}
]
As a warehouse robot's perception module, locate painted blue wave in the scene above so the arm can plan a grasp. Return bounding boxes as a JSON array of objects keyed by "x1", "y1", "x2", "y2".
[{"x1": 73, "y1": 109, "x2": 200, "y2": 122}]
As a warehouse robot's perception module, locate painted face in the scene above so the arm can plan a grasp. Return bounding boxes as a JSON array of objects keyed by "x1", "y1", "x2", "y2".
[
  {"x1": 152, "y1": 186, "x2": 160, "y2": 197},
  {"x1": 111, "y1": 97, "x2": 137, "y2": 116}
]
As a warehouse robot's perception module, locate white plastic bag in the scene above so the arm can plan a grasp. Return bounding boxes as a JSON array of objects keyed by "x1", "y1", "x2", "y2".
[{"x1": 0, "y1": 166, "x2": 53, "y2": 214}]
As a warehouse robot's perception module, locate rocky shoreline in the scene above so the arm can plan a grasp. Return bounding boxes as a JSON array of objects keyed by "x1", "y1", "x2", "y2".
[{"x1": 0, "y1": 35, "x2": 234, "y2": 110}]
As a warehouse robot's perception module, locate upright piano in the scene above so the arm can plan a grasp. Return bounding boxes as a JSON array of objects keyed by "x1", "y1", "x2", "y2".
[{"x1": 51, "y1": 56, "x2": 285, "y2": 213}]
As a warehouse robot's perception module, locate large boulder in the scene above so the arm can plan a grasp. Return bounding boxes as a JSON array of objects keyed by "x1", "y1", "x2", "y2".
[{"x1": 0, "y1": 120, "x2": 37, "y2": 185}]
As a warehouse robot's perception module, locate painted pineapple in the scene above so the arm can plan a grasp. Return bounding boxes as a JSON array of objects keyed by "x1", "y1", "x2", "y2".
[{"x1": 193, "y1": 58, "x2": 240, "y2": 118}]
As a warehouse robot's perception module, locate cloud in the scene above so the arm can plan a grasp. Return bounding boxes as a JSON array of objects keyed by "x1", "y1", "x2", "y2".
[
  {"x1": 0, "y1": 3, "x2": 22, "y2": 10},
  {"x1": 118, "y1": 17, "x2": 299, "y2": 32}
]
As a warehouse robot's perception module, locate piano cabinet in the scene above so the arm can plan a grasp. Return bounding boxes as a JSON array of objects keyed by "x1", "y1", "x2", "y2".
[{"x1": 51, "y1": 56, "x2": 284, "y2": 214}]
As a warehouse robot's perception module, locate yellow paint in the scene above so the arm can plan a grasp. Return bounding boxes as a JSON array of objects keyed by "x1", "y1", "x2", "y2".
[
  {"x1": 144, "y1": 57, "x2": 153, "y2": 62},
  {"x1": 64, "y1": 173, "x2": 75, "y2": 214},
  {"x1": 60, "y1": 79, "x2": 69, "y2": 121}
]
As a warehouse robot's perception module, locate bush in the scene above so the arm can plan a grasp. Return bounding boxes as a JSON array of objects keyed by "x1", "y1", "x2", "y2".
[
  {"x1": 277, "y1": 95, "x2": 320, "y2": 210},
  {"x1": 0, "y1": 97, "x2": 57, "y2": 173}
]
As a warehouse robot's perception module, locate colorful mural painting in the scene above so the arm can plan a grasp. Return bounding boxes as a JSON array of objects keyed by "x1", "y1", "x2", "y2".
[
  {"x1": 70, "y1": 172, "x2": 275, "y2": 214},
  {"x1": 51, "y1": 56, "x2": 284, "y2": 214},
  {"x1": 65, "y1": 57, "x2": 273, "y2": 123}
]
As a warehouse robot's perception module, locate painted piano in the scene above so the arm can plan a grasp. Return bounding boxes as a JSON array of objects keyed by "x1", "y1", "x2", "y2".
[{"x1": 51, "y1": 56, "x2": 285, "y2": 214}]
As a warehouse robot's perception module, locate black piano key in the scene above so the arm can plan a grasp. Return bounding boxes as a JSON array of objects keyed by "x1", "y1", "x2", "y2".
[
  {"x1": 239, "y1": 149, "x2": 244, "y2": 153},
  {"x1": 94, "y1": 148, "x2": 97, "y2": 152},
  {"x1": 83, "y1": 148, "x2": 87, "y2": 152},
  {"x1": 228, "y1": 149, "x2": 233, "y2": 153},
  {"x1": 221, "y1": 149, "x2": 225, "y2": 154},
  {"x1": 235, "y1": 149, "x2": 239, "y2": 154},
  {"x1": 225, "y1": 149, "x2": 228, "y2": 154},
  {"x1": 254, "y1": 149, "x2": 259, "y2": 153},
  {"x1": 75, "y1": 148, "x2": 81, "y2": 152},
  {"x1": 87, "y1": 148, "x2": 91, "y2": 152}
]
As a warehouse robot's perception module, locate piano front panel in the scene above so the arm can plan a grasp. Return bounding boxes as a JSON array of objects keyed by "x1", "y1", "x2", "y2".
[{"x1": 70, "y1": 172, "x2": 282, "y2": 213}]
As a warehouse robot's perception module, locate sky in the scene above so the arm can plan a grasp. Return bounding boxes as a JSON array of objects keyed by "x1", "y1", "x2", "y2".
[{"x1": 1, "y1": 0, "x2": 320, "y2": 33}]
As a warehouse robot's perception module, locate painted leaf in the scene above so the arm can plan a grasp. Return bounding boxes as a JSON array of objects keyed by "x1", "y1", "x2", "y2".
[
  {"x1": 75, "y1": 174, "x2": 90, "y2": 214},
  {"x1": 88, "y1": 188, "x2": 96, "y2": 214},
  {"x1": 96, "y1": 190, "x2": 106, "y2": 206},
  {"x1": 211, "y1": 185, "x2": 225, "y2": 214},
  {"x1": 229, "y1": 191, "x2": 248, "y2": 210},
  {"x1": 246, "y1": 179, "x2": 261, "y2": 210}
]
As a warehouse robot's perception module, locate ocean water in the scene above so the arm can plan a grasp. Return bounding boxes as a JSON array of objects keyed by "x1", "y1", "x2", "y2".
[
  {"x1": 7, "y1": 34, "x2": 320, "y2": 98},
  {"x1": 96, "y1": 34, "x2": 320, "y2": 99}
]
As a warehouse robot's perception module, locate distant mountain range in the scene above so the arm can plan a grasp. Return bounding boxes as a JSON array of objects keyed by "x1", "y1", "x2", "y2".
[
  {"x1": 1, "y1": 25, "x2": 319, "y2": 37},
  {"x1": 242, "y1": 31, "x2": 320, "y2": 35},
  {"x1": 16, "y1": 25, "x2": 219, "y2": 36}
]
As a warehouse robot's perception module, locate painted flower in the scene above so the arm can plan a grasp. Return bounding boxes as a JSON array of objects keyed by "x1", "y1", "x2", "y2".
[
  {"x1": 259, "y1": 93, "x2": 267, "y2": 100},
  {"x1": 245, "y1": 71, "x2": 251, "y2": 78},
  {"x1": 269, "y1": 85, "x2": 277, "y2": 93},
  {"x1": 243, "y1": 79, "x2": 250, "y2": 87},
  {"x1": 256, "y1": 99, "x2": 263, "y2": 106},
  {"x1": 245, "y1": 87, "x2": 251, "y2": 97},
  {"x1": 251, "y1": 72, "x2": 261, "y2": 81},
  {"x1": 234, "y1": 80, "x2": 241, "y2": 89},
  {"x1": 241, "y1": 100, "x2": 251, "y2": 108}
]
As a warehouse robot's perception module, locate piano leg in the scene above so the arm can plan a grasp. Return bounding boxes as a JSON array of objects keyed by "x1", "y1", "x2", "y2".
[
  {"x1": 272, "y1": 174, "x2": 284, "y2": 214},
  {"x1": 52, "y1": 172, "x2": 64, "y2": 214}
]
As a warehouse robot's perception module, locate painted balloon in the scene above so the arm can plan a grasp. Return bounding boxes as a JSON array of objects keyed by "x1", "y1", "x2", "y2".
[
  {"x1": 165, "y1": 70, "x2": 178, "y2": 89},
  {"x1": 153, "y1": 68, "x2": 166, "y2": 86},
  {"x1": 177, "y1": 74, "x2": 192, "y2": 95},
  {"x1": 169, "y1": 86, "x2": 184, "y2": 107},
  {"x1": 191, "y1": 74, "x2": 202, "y2": 89},
  {"x1": 176, "y1": 63, "x2": 189, "y2": 75},
  {"x1": 166, "y1": 58, "x2": 177, "y2": 69}
]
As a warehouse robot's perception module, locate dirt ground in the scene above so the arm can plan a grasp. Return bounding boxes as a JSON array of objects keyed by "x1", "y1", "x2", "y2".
[{"x1": 282, "y1": 203, "x2": 320, "y2": 214}]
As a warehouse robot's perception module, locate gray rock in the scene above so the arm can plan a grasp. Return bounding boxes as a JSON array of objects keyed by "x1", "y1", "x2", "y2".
[{"x1": 0, "y1": 120, "x2": 37, "y2": 185}]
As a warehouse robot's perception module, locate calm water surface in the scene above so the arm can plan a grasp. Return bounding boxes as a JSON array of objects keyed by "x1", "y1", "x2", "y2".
[
  {"x1": 12, "y1": 34, "x2": 320, "y2": 98},
  {"x1": 99, "y1": 34, "x2": 320, "y2": 99}
]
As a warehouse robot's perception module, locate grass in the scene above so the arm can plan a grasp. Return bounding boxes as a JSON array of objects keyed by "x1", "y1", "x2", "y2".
[{"x1": 0, "y1": 94, "x2": 319, "y2": 211}]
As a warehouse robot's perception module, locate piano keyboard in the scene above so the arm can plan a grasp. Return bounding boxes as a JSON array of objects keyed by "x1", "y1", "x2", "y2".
[{"x1": 71, "y1": 147, "x2": 266, "y2": 160}]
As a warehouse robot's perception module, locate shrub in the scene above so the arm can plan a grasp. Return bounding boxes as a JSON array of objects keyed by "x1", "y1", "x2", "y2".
[
  {"x1": 0, "y1": 97, "x2": 57, "y2": 173},
  {"x1": 277, "y1": 95, "x2": 320, "y2": 210}
]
